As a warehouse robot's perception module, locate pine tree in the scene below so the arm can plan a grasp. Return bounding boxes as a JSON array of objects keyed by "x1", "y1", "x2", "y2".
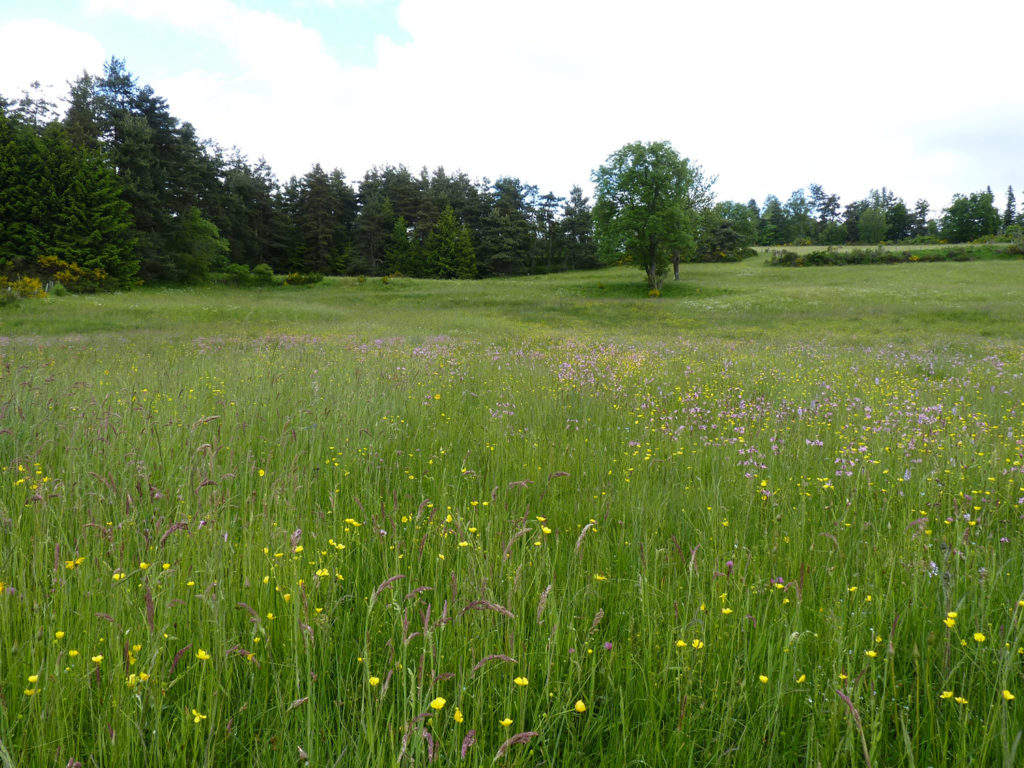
[
  {"x1": 1004, "y1": 186, "x2": 1017, "y2": 232},
  {"x1": 386, "y1": 216, "x2": 420, "y2": 277}
]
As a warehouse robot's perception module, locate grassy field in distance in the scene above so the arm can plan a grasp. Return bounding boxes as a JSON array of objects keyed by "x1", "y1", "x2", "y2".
[{"x1": 1, "y1": 257, "x2": 1023, "y2": 766}]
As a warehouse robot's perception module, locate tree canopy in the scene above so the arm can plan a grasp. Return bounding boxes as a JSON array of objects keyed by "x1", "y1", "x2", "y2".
[
  {"x1": 2, "y1": 57, "x2": 1022, "y2": 293},
  {"x1": 592, "y1": 141, "x2": 713, "y2": 291}
]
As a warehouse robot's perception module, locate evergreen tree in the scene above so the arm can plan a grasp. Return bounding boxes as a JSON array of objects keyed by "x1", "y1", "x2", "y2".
[
  {"x1": 0, "y1": 113, "x2": 135, "y2": 287},
  {"x1": 218, "y1": 154, "x2": 289, "y2": 270},
  {"x1": 759, "y1": 195, "x2": 790, "y2": 245},
  {"x1": 287, "y1": 164, "x2": 357, "y2": 274},
  {"x1": 910, "y1": 199, "x2": 931, "y2": 238},
  {"x1": 476, "y1": 177, "x2": 535, "y2": 276},
  {"x1": 350, "y1": 190, "x2": 394, "y2": 274},
  {"x1": 559, "y1": 185, "x2": 597, "y2": 270},
  {"x1": 423, "y1": 205, "x2": 459, "y2": 278},
  {"x1": 385, "y1": 216, "x2": 421, "y2": 277},
  {"x1": 1004, "y1": 186, "x2": 1016, "y2": 232}
]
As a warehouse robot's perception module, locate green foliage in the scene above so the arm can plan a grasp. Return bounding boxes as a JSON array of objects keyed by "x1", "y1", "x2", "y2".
[
  {"x1": 765, "y1": 244, "x2": 1017, "y2": 266},
  {"x1": 942, "y1": 188, "x2": 1001, "y2": 243},
  {"x1": 424, "y1": 205, "x2": 476, "y2": 279},
  {"x1": 167, "y1": 207, "x2": 230, "y2": 284},
  {"x1": 385, "y1": 216, "x2": 420, "y2": 277},
  {"x1": 251, "y1": 263, "x2": 276, "y2": 286},
  {"x1": 0, "y1": 112, "x2": 136, "y2": 286},
  {"x1": 37, "y1": 254, "x2": 109, "y2": 293},
  {"x1": 284, "y1": 164, "x2": 357, "y2": 275},
  {"x1": 593, "y1": 140, "x2": 713, "y2": 290},
  {"x1": 283, "y1": 271, "x2": 324, "y2": 285},
  {"x1": 216, "y1": 262, "x2": 254, "y2": 286},
  {"x1": 857, "y1": 205, "x2": 887, "y2": 244}
]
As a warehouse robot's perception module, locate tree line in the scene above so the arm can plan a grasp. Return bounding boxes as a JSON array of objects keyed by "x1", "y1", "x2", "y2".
[
  {"x1": 1, "y1": 59, "x2": 597, "y2": 291},
  {"x1": 2, "y1": 58, "x2": 1021, "y2": 292}
]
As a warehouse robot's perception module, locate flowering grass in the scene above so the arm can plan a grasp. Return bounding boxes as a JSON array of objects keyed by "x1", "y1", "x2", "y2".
[{"x1": 1, "y1": 259, "x2": 1023, "y2": 766}]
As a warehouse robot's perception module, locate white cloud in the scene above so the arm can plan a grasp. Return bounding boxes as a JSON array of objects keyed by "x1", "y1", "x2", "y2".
[
  {"x1": 25, "y1": 0, "x2": 1024, "y2": 210},
  {"x1": 0, "y1": 19, "x2": 106, "y2": 104}
]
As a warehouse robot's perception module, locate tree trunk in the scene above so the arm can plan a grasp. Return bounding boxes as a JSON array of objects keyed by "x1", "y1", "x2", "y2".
[{"x1": 672, "y1": 251, "x2": 680, "y2": 280}]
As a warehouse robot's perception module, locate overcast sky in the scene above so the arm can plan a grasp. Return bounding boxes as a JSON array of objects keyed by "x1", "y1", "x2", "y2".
[{"x1": 2, "y1": 0, "x2": 1022, "y2": 216}]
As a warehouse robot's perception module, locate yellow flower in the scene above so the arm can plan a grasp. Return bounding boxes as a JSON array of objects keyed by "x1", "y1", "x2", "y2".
[
  {"x1": 499, "y1": 717, "x2": 513, "y2": 727},
  {"x1": 974, "y1": 632, "x2": 986, "y2": 643},
  {"x1": 513, "y1": 676, "x2": 529, "y2": 687},
  {"x1": 55, "y1": 631, "x2": 65, "y2": 640},
  {"x1": 676, "y1": 640, "x2": 686, "y2": 648},
  {"x1": 191, "y1": 708, "x2": 207, "y2": 723},
  {"x1": 541, "y1": 526, "x2": 552, "y2": 535},
  {"x1": 722, "y1": 608, "x2": 733, "y2": 615},
  {"x1": 139, "y1": 672, "x2": 150, "y2": 682},
  {"x1": 943, "y1": 617, "x2": 955, "y2": 628},
  {"x1": 947, "y1": 611, "x2": 958, "y2": 619},
  {"x1": 429, "y1": 697, "x2": 446, "y2": 710},
  {"x1": 139, "y1": 562, "x2": 150, "y2": 570},
  {"x1": 195, "y1": 649, "x2": 211, "y2": 661},
  {"x1": 865, "y1": 650, "x2": 878, "y2": 658},
  {"x1": 24, "y1": 688, "x2": 36, "y2": 696},
  {"x1": 369, "y1": 676, "x2": 380, "y2": 686},
  {"x1": 1003, "y1": 690, "x2": 1015, "y2": 701},
  {"x1": 796, "y1": 674, "x2": 806, "y2": 684},
  {"x1": 27, "y1": 674, "x2": 38, "y2": 683},
  {"x1": 258, "y1": 469, "x2": 265, "y2": 477},
  {"x1": 162, "y1": 563, "x2": 170, "y2": 570},
  {"x1": 758, "y1": 675, "x2": 768, "y2": 684},
  {"x1": 593, "y1": 574, "x2": 607, "y2": 581},
  {"x1": 954, "y1": 696, "x2": 968, "y2": 705},
  {"x1": 454, "y1": 707, "x2": 464, "y2": 723},
  {"x1": 574, "y1": 699, "x2": 586, "y2": 713},
  {"x1": 91, "y1": 655, "x2": 103, "y2": 664},
  {"x1": 940, "y1": 690, "x2": 953, "y2": 700},
  {"x1": 68, "y1": 650, "x2": 79, "y2": 658}
]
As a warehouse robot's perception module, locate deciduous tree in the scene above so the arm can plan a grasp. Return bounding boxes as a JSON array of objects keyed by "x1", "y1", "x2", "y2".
[{"x1": 592, "y1": 141, "x2": 711, "y2": 291}]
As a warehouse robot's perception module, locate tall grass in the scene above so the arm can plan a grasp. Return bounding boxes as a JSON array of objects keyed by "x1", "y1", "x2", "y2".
[{"x1": 1, "y1": 261, "x2": 1023, "y2": 765}]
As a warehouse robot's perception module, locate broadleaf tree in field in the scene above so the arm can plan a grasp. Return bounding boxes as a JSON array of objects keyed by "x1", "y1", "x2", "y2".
[
  {"x1": 593, "y1": 140, "x2": 713, "y2": 291},
  {"x1": 941, "y1": 188, "x2": 1001, "y2": 243}
]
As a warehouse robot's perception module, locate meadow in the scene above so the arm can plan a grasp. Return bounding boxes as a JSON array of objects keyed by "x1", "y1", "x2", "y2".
[{"x1": 2, "y1": 256, "x2": 1024, "y2": 766}]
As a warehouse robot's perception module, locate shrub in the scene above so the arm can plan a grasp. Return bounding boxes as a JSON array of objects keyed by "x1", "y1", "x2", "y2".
[
  {"x1": 252, "y1": 263, "x2": 276, "y2": 286},
  {"x1": 0, "y1": 276, "x2": 47, "y2": 306},
  {"x1": 284, "y1": 272, "x2": 323, "y2": 286},
  {"x1": 36, "y1": 255, "x2": 108, "y2": 293},
  {"x1": 222, "y1": 263, "x2": 253, "y2": 286}
]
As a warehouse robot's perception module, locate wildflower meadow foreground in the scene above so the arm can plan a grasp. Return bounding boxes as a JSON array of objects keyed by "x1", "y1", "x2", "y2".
[{"x1": 2, "y1": 265, "x2": 1024, "y2": 766}]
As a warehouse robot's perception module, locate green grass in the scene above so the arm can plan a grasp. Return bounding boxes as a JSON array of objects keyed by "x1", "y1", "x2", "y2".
[{"x1": 1, "y1": 259, "x2": 1023, "y2": 766}]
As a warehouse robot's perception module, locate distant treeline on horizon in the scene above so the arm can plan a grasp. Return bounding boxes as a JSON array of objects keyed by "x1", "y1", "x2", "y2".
[{"x1": 2, "y1": 58, "x2": 1022, "y2": 292}]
